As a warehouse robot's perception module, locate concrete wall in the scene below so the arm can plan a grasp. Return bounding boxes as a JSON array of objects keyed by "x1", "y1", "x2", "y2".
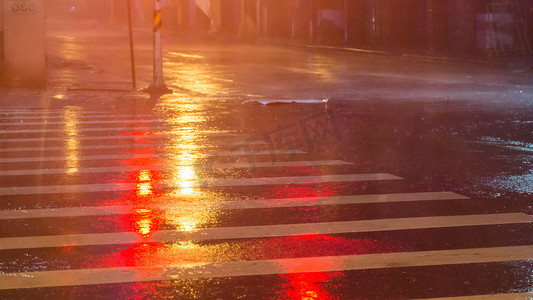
[
  {"x1": 2, "y1": 0, "x2": 46, "y2": 87},
  {"x1": 0, "y1": 3, "x2": 4, "y2": 78}
]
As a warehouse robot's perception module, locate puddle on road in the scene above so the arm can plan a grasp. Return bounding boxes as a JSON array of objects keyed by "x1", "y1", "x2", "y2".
[
  {"x1": 488, "y1": 173, "x2": 533, "y2": 194},
  {"x1": 480, "y1": 136, "x2": 533, "y2": 153}
]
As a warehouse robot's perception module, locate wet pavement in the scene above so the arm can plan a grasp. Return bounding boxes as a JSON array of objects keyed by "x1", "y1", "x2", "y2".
[{"x1": 0, "y1": 21, "x2": 533, "y2": 299}]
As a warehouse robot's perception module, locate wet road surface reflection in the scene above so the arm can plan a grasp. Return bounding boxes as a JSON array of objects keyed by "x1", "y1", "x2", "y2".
[{"x1": 1, "y1": 84, "x2": 533, "y2": 298}]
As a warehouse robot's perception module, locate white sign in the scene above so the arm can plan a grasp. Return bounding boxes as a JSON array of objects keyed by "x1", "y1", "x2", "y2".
[{"x1": 9, "y1": 1, "x2": 37, "y2": 13}]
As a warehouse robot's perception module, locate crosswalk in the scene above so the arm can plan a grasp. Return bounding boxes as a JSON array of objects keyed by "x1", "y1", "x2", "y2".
[{"x1": 1, "y1": 109, "x2": 532, "y2": 299}]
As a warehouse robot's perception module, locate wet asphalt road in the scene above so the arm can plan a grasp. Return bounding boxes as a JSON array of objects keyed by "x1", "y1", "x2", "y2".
[{"x1": 0, "y1": 22, "x2": 533, "y2": 299}]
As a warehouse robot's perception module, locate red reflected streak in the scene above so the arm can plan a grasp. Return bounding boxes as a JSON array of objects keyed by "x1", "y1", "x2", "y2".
[
  {"x1": 120, "y1": 145, "x2": 164, "y2": 235},
  {"x1": 120, "y1": 211, "x2": 163, "y2": 238},
  {"x1": 123, "y1": 157, "x2": 159, "y2": 168},
  {"x1": 283, "y1": 272, "x2": 337, "y2": 300},
  {"x1": 277, "y1": 235, "x2": 342, "y2": 300},
  {"x1": 272, "y1": 184, "x2": 338, "y2": 201},
  {"x1": 121, "y1": 146, "x2": 159, "y2": 167},
  {"x1": 99, "y1": 243, "x2": 165, "y2": 269},
  {"x1": 125, "y1": 130, "x2": 161, "y2": 137}
]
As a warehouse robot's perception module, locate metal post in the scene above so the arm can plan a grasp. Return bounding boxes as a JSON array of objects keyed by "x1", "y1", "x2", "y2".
[
  {"x1": 426, "y1": 0, "x2": 435, "y2": 53},
  {"x1": 309, "y1": 0, "x2": 315, "y2": 43},
  {"x1": 257, "y1": 0, "x2": 262, "y2": 37},
  {"x1": 127, "y1": 0, "x2": 136, "y2": 89},
  {"x1": 371, "y1": 0, "x2": 379, "y2": 46},
  {"x1": 344, "y1": 0, "x2": 349, "y2": 44},
  {"x1": 145, "y1": 0, "x2": 171, "y2": 94},
  {"x1": 291, "y1": 0, "x2": 296, "y2": 39},
  {"x1": 239, "y1": 0, "x2": 246, "y2": 37}
]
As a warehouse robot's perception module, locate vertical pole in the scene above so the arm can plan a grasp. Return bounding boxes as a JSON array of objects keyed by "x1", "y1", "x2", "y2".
[
  {"x1": 344, "y1": 0, "x2": 349, "y2": 44},
  {"x1": 309, "y1": 0, "x2": 315, "y2": 43},
  {"x1": 239, "y1": 0, "x2": 246, "y2": 37},
  {"x1": 291, "y1": 0, "x2": 295, "y2": 39},
  {"x1": 189, "y1": 0, "x2": 197, "y2": 32},
  {"x1": 426, "y1": 0, "x2": 435, "y2": 53},
  {"x1": 257, "y1": 0, "x2": 262, "y2": 37},
  {"x1": 127, "y1": 0, "x2": 136, "y2": 89},
  {"x1": 371, "y1": 0, "x2": 379, "y2": 46},
  {"x1": 0, "y1": 2, "x2": 4, "y2": 80},
  {"x1": 146, "y1": 0, "x2": 171, "y2": 94}
]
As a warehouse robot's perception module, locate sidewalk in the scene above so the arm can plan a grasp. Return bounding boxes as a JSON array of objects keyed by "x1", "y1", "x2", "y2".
[{"x1": 1, "y1": 20, "x2": 533, "y2": 110}]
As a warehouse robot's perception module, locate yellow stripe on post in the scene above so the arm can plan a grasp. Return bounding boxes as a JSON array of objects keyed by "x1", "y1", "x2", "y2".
[{"x1": 153, "y1": 10, "x2": 162, "y2": 33}]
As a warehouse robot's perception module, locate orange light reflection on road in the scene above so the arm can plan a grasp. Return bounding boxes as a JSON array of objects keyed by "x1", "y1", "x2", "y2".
[
  {"x1": 156, "y1": 107, "x2": 202, "y2": 197},
  {"x1": 157, "y1": 97, "x2": 222, "y2": 234},
  {"x1": 165, "y1": 62, "x2": 229, "y2": 96},
  {"x1": 100, "y1": 99, "x2": 229, "y2": 290},
  {"x1": 63, "y1": 107, "x2": 80, "y2": 174}
]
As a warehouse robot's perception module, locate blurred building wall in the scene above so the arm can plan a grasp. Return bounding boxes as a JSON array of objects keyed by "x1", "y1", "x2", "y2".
[
  {"x1": 40, "y1": 0, "x2": 533, "y2": 58},
  {"x1": 2, "y1": 0, "x2": 46, "y2": 87}
]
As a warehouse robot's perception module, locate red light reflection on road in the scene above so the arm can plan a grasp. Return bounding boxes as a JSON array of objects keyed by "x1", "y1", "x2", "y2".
[
  {"x1": 272, "y1": 184, "x2": 339, "y2": 200},
  {"x1": 273, "y1": 234, "x2": 366, "y2": 300},
  {"x1": 120, "y1": 166, "x2": 164, "y2": 237},
  {"x1": 126, "y1": 130, "x2": 161, "y2": 137},
  {"x1": 283, "y1": 271, "x2": 338, "y2": 300},
  {"x1": 278, "y1": 236, "x2": 345, "y2": 300},
  {"x1": 122, "y1": 168, "x2": 164, "y2": 204},
  {"x1": 115, "y1": 133, "x2": 164, "y2": 237},
  {"x1": 277, "y1": 236, "x2": 344, "y2": 300}
]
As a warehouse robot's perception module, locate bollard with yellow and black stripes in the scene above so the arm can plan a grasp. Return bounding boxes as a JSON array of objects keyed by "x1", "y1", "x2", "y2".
[
  {"x1": 153, "y1": 9, "x2": 162, "y2": 33},
  {"x1": 144, "y1": 0, "x2": 172, "y2": 94}
]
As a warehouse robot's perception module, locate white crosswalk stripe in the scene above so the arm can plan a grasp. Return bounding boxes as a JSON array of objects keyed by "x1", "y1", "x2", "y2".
[
  {"x1": 0, "y1": 150, "x2": 305, "y2": 164},
  {"x1": 0, "y1": 113, "x2": 155, "y2": 120},
  {"x1": 0, "y1": 110, "x2": 531, "y2": 298},
  {"x1": 2, "y1": 245, "x2": 533, "y2": 290},
  {"x1": 0, "y1": 132, "x2": 239, "y2": 142},
  {"x1": 0, "y1": 173, "x2": 398, "y2": 195},
  {"x1": 1, "y1": 213, "x2": 530, "y2": 250},
  {"x1": 0, "y1": 126, "x2": 232, "y2": 134},
  {"x1": 415, "y1": 293, "x2": 533, "y2": 300},
  {"x1": 0, "y1": 119, "x2": 161, "y2": 126},
  {"x1": 0, "y1": 191, "x2": 468, "y2": 220},
  {"x1": 0, "y1": 159, "x2": 346, "y2": 175}
]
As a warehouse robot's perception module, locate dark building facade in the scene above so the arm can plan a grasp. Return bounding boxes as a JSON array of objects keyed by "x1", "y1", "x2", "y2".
[{"x1": 53, "y1": 0, "x2": 533, "y2": 58}]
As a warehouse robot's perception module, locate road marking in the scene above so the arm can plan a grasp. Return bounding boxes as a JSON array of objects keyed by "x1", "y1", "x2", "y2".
[
  {"x1": 208, "y1": 160, "x2": 351, "y2": 169},
  {"x1": 0, "y1": 166, "x2": 163, "y2": 176},
  {"x1": 1, "y1": 213, "x2": 529, "y2": 250},
  {"x1": 0, "y1": 114, "x2": 156, "y2": 120},
  {"x1": 209, "y1": 149, "x2": 303, "y2": 156},
  {"x1": 0, "y1": 150, "x2": 304, "y2": 165},
  {"x1": 0, "y1": 126, "x2": 227, "y2": 135},
  {"x1": 0, "y1": 173, "x2": 392, "y2": 195},
  {"x1": 0, "y1": 183, "x2": 135, "y2": 196},
  {"x1": 1, "y1": 244, "x2": 533, "y2": 290},
  {"x1": 0, "y1": 192, "x2": 468, "y2": 220},
  {"x1": 0, "y1": 132, "x2": 238, "y2": 143},
  {"x1": 0, "y1": 153, "x2": 164, "y2": 163},
  {"x1": 414, "y1": 292, "x2": 533, "y2": 299},
  {"x1": 0, "y1": 143, "x2": 273, "y2": 153},
  {"x1": 0, "y1": 119, "x2": 161, "y2": 126},
  {"x1": 0, "y1": 110, "x2": 107, "y2": 115},
  {"x1": 207, "y1": 173, "x2": 402, "y2": 186},
  {"x1": 0, "y1": 159, "x2": 342, "y2": 175},
  {"x1": 0, "y1": 144, "x2": 159, "y2": 153}
]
